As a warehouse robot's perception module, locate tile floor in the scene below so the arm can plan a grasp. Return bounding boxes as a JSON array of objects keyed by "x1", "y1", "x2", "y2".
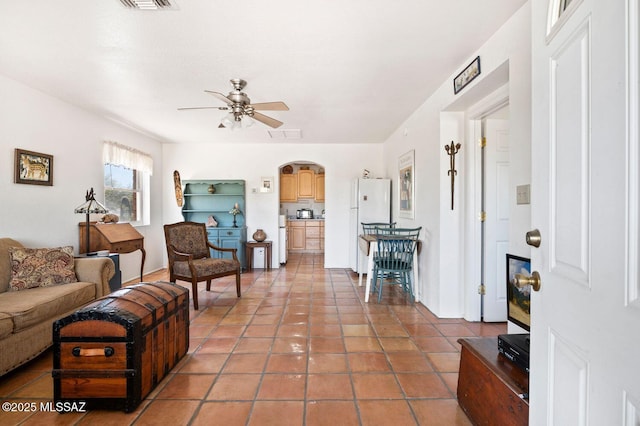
[{"x1": 0, "y1": 252, "x2": 506, "y2": 425}]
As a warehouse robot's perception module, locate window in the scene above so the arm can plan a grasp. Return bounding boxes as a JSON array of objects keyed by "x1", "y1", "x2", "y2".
[{"x1": 103, "y1": 141, "x2": 153, "y2": 226}]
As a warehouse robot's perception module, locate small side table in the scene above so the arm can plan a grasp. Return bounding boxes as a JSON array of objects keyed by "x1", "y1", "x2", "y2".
[{"x1": 245, "y1": 240, "x2": 272, "y2": 271}]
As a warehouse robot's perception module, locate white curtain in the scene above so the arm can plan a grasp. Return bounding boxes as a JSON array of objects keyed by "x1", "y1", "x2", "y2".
[{"x1": 103, "y1": 141, "x2": 153, "y2": 175}]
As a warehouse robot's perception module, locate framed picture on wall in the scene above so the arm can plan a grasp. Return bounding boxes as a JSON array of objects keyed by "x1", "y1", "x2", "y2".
[
  {"x1": 260, "y1": 176, "x2": 274, "y2": 193},
  {"x1": 14, "y1": 148, "x2": 53, "y2": 186},
  {"x1": 398, "y1": 149, "x2": 415, "y2": 219}
]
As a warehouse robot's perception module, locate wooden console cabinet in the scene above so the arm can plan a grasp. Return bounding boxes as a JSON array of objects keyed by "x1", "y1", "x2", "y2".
[
  {"x1": 457, "y1": 337, "x2": 529, "y2": 426},
  {"x1": 79, "y1": 222, "x2": 145, "y2": 282}
]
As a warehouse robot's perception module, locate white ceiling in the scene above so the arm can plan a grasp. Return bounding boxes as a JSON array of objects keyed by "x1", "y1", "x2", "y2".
[{"x1": 0, "y1": 0, "x2": 526, "y2": 144}]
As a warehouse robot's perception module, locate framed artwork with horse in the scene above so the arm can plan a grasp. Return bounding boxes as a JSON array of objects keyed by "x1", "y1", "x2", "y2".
[{"x1": 14, "y1": 148, "x2": 53, "y2": 186}]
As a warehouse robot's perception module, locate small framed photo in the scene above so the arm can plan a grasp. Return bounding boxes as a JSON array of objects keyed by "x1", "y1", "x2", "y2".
[
  {"x1": 14, "y1": 148, "x2": 53, "y2": 186},
  {"x1": 398, "y1": 150, "x2": 415, "y2": 219},
  {"x1": 454, "y1": 56, "x2": 481, "y2": 94},
  {"x1": 260, "y1": 176, "x2": 274, "y2": 193}
]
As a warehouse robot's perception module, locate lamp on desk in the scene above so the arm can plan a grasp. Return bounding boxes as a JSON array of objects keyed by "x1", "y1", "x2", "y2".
[{"x1": 74, "y1": 187, "x2": 108, "y2": 254}]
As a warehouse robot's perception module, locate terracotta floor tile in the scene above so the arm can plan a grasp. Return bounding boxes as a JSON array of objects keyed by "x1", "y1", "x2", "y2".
[
  {"x1": 373, "y1": 323, "x2": 409, "y2": 337},
  {"x1": 222, "y1": 353, "x2": 268, "y2": 373},
  {"x1": 157, "y1": 374, "x2": 215, "y2": 399},
  {"x1": 257, "y1": 374, "x2": 306, "y2": 400},
  {"x1": 265, "y1": 353, "x2": 307, "y2": 373},
  {"x1": 0, "y1": 371, "x2": 44, "y2": 397},
  {"x1": 414, "y1": 336, "x2": 458, "y2": 352},
  {"x1": 410, "y1": 399, "x2": 473, "y2": 426},
  {"x1": 206, "y1": 373, "x2": 261, "y2": 400},
  {"x1": 347, "y1": 352, "x2": 391, "y2": 372},
  {"x1": 75, "y1": 400, "x2": 150, "y2": 425},
  {"x1": 343, "y1": 337, "x2": 383, "y2": 352},
  {"x1": 357, "y1": 400, "x2": 417, "y2": 426},
  {"x1": 309, "y1": 337, "x2": 346, "y2": 353},
  {"x1": 386, "y1": 351, "x2": 434, "y2": 372},
  {"x1": 309, "y1": 324, "x2": 342, "y2": 336},
  {"x1": 234, "y1": 337, "x2": 273, "y2": 353},
  {"x1": 277, "y1": 323, "x2": 309, "y2": 337},
  {"x1": 403, "y1": 323, "x2": 442, "y2": 336},
  {"x1": 177, "y1": 353, "x2": 228, "y2": 374},
  {"x1": 272, "y1": 337, "x2": 308, "y2": 353},
  {"x1": 134, "y1": 400, "x2": 199, "y2": 426},
  {"x1": 243, "y1": 324, "x2": 278, "y2": 337},
  {"x1": 342, "y1": 324, "x2": 375, "y2": 336},
  {"x1": 395, "y1": 372, "x2": 452, "y2": 398},
  {"x1": 249, "y1": 401, "x2": 304, "y2": 426},
  {"x1": 441, "y1": 372, "x2": 460, "y2": 394},
  {"x1": 308, "y1": 353, "x2": 349, "y2": 373},
  {"x1": 192, "y1": 401, "x2": 252, "y2": 426},
  {"x1": 427, "y1": 352, "x2": 462, "y2": 373},
  {"x1": 352, "y1": 373, "x2": 404, "y2": 399},
  {"x1": 305, "y1": 400, "x2": 360, "y2": 426},
  {"x1": 196, "y1": 337, "x2": 239, "y2": 354},
  {"x1": 378, "y1": 337, "x2": 420, "y2": 352},
  {"x1": 307, "y1": 374, "x2": 353, "y2": 399},
  {"x1": 434, "y1": 323, "x2": 476, "y2": 337}
]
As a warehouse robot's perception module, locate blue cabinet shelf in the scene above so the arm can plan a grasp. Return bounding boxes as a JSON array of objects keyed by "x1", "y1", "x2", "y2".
[{"x1": 182, "y1": 180, "x2": 246, "y2": 269}]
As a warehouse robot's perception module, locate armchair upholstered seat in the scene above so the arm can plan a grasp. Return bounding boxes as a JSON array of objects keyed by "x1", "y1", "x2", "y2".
[{"x1": 164, "y1": 221, "x2": 241, "y2": 310}]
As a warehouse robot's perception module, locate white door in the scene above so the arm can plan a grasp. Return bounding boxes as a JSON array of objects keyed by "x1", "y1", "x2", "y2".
[
  {"x1": 531, "y1": 1, "x2": 640, "y2": 424},
  {"x1": 483, "y1": 116, "x2": 510, "y2": 322}
]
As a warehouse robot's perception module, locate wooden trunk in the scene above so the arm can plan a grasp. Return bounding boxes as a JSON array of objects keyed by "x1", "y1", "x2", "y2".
[
  {"x1": 52, "y1": 281, "x2": 189, "y2": 412},
  {"x1": 457, "y1": 337, "x2": 529, "y2": 426}
]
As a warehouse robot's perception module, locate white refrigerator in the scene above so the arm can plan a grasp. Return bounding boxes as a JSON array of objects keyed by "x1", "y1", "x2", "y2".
[
  {"x1": 278, "y1": 215, "x2": 287, "y2": 264},
  {"x1": 349, "y1": 178, "x2": 391, "y2": 273}
]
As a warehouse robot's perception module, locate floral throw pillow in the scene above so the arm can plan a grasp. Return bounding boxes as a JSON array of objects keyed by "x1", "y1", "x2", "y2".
[{"x1": 9, "y1": 246, "x2": 78, "y2": 291}]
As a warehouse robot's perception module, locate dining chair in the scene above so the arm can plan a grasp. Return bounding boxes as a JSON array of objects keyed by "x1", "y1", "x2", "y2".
[
  {"x1": 371, "y1": 227, "x2": 421, "y2": 302},
  {"x1": 361, "y1": 222, "x2": 396, "y2": 235},
  {"x1": 164, "y1": 221, "x2": 241, "y2": 310}
]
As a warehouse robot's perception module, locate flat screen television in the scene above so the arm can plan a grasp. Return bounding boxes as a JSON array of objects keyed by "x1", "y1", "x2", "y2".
[{"x1": 506, "y1": 254, "x2": 531, "y2": 331}]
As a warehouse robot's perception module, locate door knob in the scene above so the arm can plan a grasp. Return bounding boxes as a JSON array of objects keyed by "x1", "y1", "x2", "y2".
[
  {"x1": 512, "y1": 271, "x2": 541, "y2": 292},
  {"x1": 526, "y1": 229, "x2": 541, "y2": 247}
]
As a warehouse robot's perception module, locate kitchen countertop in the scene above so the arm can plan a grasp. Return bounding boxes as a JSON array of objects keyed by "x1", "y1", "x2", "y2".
[{"x1": 286, "y1": 217, "x2": 325, "y2": 221}]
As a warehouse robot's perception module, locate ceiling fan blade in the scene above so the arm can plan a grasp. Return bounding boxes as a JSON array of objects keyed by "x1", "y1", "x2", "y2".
[
  {"x1": 177, "y1": 106, "x2": 228, "y2": 111},
  {"x1": 204, "y1": 90, "x2": 233, "y2": 105},
  {"x1": 252, "y1": 111, "x2": 283, "y2": 128},
  {"x1": 250, "y1": 101, "x2": 289, "y2": 111}
]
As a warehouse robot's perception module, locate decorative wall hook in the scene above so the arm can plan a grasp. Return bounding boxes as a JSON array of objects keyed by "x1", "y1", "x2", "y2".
[{"x1": 444, "y1": 141, "x2": 461, "y2": 210}]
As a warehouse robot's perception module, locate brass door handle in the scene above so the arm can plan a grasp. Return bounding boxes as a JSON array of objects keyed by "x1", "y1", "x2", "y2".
[
  {"x1": 512, "y1": 271, "x2": 541, "y2": 292},
  {"x1": 526, "y1": 229, "x2": 541, "y2": 247}
]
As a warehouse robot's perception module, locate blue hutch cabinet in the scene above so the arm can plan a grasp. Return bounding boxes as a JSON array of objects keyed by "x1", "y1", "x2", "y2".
[{"x1": 181, "y1": 179, "x2": 247, "y2": 270}]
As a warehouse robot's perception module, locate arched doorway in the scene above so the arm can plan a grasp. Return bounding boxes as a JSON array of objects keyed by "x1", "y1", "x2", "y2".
[{"x1": 278, "y1": 162, "x2": 325, "y2": 264}]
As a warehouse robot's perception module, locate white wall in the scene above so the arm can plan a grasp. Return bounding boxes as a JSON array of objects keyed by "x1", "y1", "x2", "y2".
[
  {"x1": 382, "y1": 3, "x2": 532, "y2": 318},
  {"x1": 0, "y1": 74, "x2": 166, "y2": 282},
  {"x1": 162, "y1": 143, "x2": 384, "y2": 268}
]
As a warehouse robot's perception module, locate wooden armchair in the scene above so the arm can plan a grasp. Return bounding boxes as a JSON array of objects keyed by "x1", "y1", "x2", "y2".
[{"x1": 164, "y1": 221, "x2": 241, "y2": 310}]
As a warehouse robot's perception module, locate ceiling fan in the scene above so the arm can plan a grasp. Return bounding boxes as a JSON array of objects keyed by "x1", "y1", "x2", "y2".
[{"x1": 178, "y1": 79, "x2": 289, "y2": 129}]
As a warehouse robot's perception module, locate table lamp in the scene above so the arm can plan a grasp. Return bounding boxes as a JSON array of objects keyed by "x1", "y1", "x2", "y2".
[{"x1": 74, "y1": 188, "x2": 108, "y2": 254}]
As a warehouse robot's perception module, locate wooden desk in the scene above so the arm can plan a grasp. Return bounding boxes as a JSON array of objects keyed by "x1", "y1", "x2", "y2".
[
  {"x1": 245, "y1": 240, "x2": 272, "y2": 271},
  {"x1": 79, "y1": 222, "x2": 145, "y2": 282},
  {"x1": 457, "y1": 337, "x2": 529, "y2": 426},
  {"x1": 358, "y1": 234, "x2": 421, "y2": 302}
]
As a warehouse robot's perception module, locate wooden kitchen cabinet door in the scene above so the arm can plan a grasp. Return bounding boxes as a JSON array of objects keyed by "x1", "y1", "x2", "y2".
[
  {"x1": 289, "y1": 226, "x2": 306, "y2": 250},
  {"x1": 280, "y1": 174, "x2": 297, "y2": 202},
  {"x1": 314, "y1": 174, "x2": 325, "y2": 202},
  {"x1": 297, "y1": 170, "x2": 315, "y2": 198}
]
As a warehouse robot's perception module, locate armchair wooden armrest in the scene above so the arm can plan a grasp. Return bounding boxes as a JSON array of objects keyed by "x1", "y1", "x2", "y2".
[{"x1": 206, "y1": 241, "x2": 239, "y2": 261}]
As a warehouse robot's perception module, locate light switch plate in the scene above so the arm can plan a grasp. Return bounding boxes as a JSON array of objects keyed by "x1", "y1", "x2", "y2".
[{"x1": 517, "y1": 184, "x2": 530, "y2": 205}]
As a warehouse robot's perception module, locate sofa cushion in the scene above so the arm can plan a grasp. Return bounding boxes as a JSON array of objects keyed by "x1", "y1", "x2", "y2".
[
  {"x1": 0, "y1": 238, "x2": 23, "y2": 294},
  {"x1": 0, "y1": 313, "x2": 13, "y2": 339},
  {"x1": 0, "y1": 281, "x2": 96, "y2": 333},
  {"x1": 9, "y1": 246, "x2": 78, "y2": 291}
]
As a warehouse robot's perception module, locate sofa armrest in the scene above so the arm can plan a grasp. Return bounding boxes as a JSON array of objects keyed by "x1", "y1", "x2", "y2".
[{"x1": 74, "y1": 257, "x2": 115, "y2": 299}]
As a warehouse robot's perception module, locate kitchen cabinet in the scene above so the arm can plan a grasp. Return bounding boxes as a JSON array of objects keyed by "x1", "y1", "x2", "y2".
[
  {"x1": 297, "y1": 170, "x2": 315, "y2": 198},
  {"x1": 287, "y1": 220, "x2": 324, "y2": 253},
  {"x1": 279, "y1": 174, "x2": 297, "y2": 202},
  {"x1": 315, "y1": 174, "x2": 325, "y2": 202},
  {"x1": 288, "y1": 222, "x2": 306, "y2": 250},
  {"x1": 182, "y1": 179, "x2": 247, "y2": 269}
]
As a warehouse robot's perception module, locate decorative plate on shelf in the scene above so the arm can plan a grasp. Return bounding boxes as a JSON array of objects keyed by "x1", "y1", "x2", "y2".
[{"x1": 282, "y1": 165, "x2": 293, "y2": 174}]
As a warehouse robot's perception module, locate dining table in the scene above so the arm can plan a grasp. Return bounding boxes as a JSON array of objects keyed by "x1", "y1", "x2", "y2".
[{"x1": 358, "y1": 234, "x2": 421, "y2": 302}]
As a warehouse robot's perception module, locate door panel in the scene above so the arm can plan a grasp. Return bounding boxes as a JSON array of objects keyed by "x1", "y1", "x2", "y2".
[
  {"x1": 531, "y1": 1, "x2": 640, "y2": 424},
  {"x1": 483, "y1": 118, "x2": 510, "y2": 321}
]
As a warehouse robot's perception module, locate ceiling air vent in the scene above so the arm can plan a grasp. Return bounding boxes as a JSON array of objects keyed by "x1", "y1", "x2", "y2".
[{"x1": 119, "y1": 0, "x2": 177, "y2": 10}]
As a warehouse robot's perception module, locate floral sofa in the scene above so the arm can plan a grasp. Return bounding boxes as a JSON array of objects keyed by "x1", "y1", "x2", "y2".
[{"x1": 0, "y1": 238, "x2": 115, "y2": 376}]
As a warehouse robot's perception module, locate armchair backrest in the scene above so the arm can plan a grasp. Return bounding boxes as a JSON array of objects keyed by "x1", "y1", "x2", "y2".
[{"x1": 163, "y1": 222, "x2": 211, "y2": 263}]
